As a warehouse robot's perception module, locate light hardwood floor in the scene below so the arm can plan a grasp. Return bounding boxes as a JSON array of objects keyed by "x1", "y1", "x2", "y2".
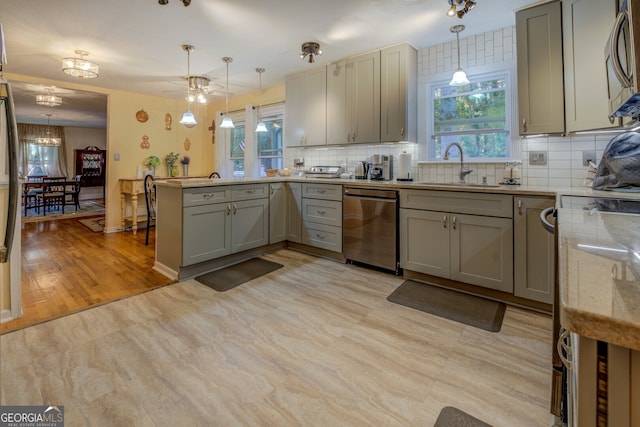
[
  {"x1": 0, "y1": 215, "x2": 171, "y2": 334},
  {"x1": 0, "y1": 249, "x2": 553, "y2": 426}
]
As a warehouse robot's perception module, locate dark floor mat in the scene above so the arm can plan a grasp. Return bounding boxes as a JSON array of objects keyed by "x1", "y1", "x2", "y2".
[
  {"x1": 434, "y1": 406, "x2": 492, "y2": 426},
  {"x1": 387, "y1": 280, "x2": 506, "y2": 332},
  {"x1": 195, "y1": 258, "x2": 283, "y2": 292}
]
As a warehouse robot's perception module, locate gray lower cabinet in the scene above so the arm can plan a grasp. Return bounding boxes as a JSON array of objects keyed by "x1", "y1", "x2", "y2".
[
  {"x1": 514, "y1": 196, "x2": 555, "y2": 304},
  {"x1": 301, "y1": 183, "x2": 342, "y2": 252},
  {"x1": 286, "y1": 182, "x2": 302, "y2": 243},
  {"x1": 400, "y1": 190, "x2": 514, "y2": 293},
  {"x1": 183, "y1": 202, "x2": 231, "y2": 265},
  {"x1": 269, "y1": 183, "x2": 286, "y2": 244}
]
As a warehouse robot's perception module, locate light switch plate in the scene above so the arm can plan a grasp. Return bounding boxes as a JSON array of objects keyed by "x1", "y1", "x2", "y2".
[{"x1": 529, "y1": 151, "x2": 547, "y2": 166}]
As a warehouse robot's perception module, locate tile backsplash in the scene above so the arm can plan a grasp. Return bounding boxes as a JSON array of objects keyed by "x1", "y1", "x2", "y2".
[{"x1": 284, "y1": 26, "x2": 624, "y2": 189}]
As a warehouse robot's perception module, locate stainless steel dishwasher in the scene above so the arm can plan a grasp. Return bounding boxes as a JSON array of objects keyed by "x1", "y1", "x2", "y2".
[{"x1": 343, "y1": 187, "x2": 399, "y2": 274}]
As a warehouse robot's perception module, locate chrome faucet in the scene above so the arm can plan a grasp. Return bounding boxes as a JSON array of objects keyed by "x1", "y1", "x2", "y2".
[{"x1": 443, "y1": 142, "x2": 473, "y2": 183}]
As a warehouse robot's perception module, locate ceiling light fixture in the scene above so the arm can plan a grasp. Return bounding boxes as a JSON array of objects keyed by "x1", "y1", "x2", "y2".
[
  {"x1": 220, "y1": 57, "x2": 235, "y2": 129},
  {"x1": 158, "y1": 0, "x2": 191, "y2": 5},
  {"x1": 447, "y1": 0, "x2": 476, "y2": 18},
  {"x1": 255, "y1": 68, "x2": 268, "y2": 133},
  {"x1": 179, "y1": 44, "x2": 197, "y2": 128},
  {"x1": 62, "y1": 50, "x2": 99, "y2": 78},
  {"x1": 300, "y1": 42, "x2": 322, "y2": 63},
  {"x1": 35, "y1": 114, "x2": 61, "y2": 147},
  {"x1": 449, "y1": 25, "x2": 470, "y2": 86},
  {"x1": 35, "y1": 87, "x2": 62, "y2": 107},
  {"x1": 187, "y1": 76, "x2": 209, "y2": 105}
]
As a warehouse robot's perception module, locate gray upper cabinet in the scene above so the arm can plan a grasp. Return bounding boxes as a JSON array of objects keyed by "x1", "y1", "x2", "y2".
[
  {"x1": 563, "y1": 0, "x2": 619, "y2": 132},
  {"x1": 516, "y1": 0, "x2": 565, "y2": 135},
  {"x1": 284, "y1": 67, "x2": 327, "y2": 147},
  {"x1": 326, "y1": 51, "x2": 380, "y2": 145},
  {"x1": 380, "y1": 44, "x2": 417, "y2": 142}
]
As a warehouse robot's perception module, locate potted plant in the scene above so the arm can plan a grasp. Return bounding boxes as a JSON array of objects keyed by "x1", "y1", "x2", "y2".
[
  {"x1": 180, "y1": 155, "x2": 190, "y2": 176},
  {"x1": 165, "y1": 152, "x2": 180, "y2": 177},
  {"x1": 144, "y1": 155, "x2": 160, "y2": 176}
]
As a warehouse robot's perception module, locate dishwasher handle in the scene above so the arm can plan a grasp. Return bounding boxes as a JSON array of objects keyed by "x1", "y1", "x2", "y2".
[{"x1": 344, "y1": 187, "x2": 397, "y2": 199}]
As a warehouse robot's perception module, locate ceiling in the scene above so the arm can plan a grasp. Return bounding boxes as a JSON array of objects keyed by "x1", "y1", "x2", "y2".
[{"x1": 2, "y1": 0, "x2": 536, "y2": 128}]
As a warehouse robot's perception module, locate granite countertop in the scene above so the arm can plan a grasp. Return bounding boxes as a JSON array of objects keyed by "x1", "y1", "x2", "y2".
[{"x1": 558, "y1": 196, "x2": 640, "y2": 351}]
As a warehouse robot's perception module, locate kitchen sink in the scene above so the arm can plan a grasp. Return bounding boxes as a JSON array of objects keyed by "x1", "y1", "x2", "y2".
[{"x1": 418, "y1": 182, "x2": 502, "y2": 188}]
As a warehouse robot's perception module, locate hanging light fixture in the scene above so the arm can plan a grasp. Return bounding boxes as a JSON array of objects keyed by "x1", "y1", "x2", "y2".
[
  {"x1": 449, "y1": 25, "x2": 470, "y2": 86},
  {"x1": 447, "y1": 0, "x2": 476, "y2": 18},
  {"x1": 220, "y1": 57, "x2": 235, "y2": 129},
  {"x1": 300, "y1": 42, "x2": 322, "y2": 63},
  {"x1": 187, "y1": 76, "x2": 209, "y2": 105},
  {"x1": 35, "y1": 87, "x2": 62, "y2": 107},
  {"x1": 255, "y1": 68, "x2": 268, "y2": 133},
  {"x1": 179, "y1": 44, "x2": 197, "y2": 128},
  {"x1": 62, "y1": 50, "x2": 99, "y2": 78},
  {"x1": 35, "y1": 114, "x2": 61, "y2": 147}
]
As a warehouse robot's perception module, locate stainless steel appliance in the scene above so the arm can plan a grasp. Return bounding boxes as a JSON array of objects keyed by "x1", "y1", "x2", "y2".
[
  {"x1": 0, "y1": 34, "x2": 23, "y2": 322},
  {"x1": 305, "y1": 166, "x2": 344, "y2": 179},
  {"x1": 343, "y1": 187, "x2": 399, "y2": 274},
  {"x1": 369, "y1": 154, "x2": 393, "y2": 181},
  {"x1": 605, "y1": 0, "x2": 640, "y2": 121},
  {"x1": 354, "y1": 161, "x2": 369, "y2": 180}
]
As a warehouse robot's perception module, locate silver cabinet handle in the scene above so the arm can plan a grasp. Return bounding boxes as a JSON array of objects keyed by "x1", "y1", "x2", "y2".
[
  {"x1": 317, "y1": 189, "x2": 325, "y2": 194},
  {"x1": 233, "y1": 203, "x2": 237, "y2": 215},
  {"x1": 226, "y1": 204, "x2": 231, "y2": 215},
  {"x1": 202, "y1": 193, "x2": 214, "y2": 200},
  {"x1": 246, "y1": 189, "x2": 255, "y2": 194},
  {"x1": 452, "y1": 215, "x2": 457, "y2": 230},
  {"x1": 316, "y1": 233, "x2": 326, "y2": 239},
  {"x1": 517, "y1": 199, "x2": 522, "y2": 215},
  {"x1": 442, "y1": 215, "x2": 447, "y2": 228},
  {"x1": 316, "y1": 209, "x2": 326, "y2": 215},
  {"x1": 400, "y1": 127, "x2": 405, "y2": 137},
  {"x1": 522, "y1": 117, "x2": 527, "y2": 133}
]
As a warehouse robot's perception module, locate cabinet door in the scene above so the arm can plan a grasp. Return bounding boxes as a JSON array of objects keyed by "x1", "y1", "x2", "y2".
[
  {"x1": 269, "y1": 183, "x2": 286, "y2": 244},
  {"x1": 450, "y1": 213, "x2": 513, "y2": 293},
  {"x1": 563, "y1": 0, "x2": 618, "y2": 132},
  {"x1": 326, "y1": 61, "x2": 350, "y2": 145},
  {"x1": 516, "y1": 1, "x2": 564, "y2": 135},
  {"x1": 514, "y1": 196, "x2": 555, "y2": 303},
  {"x1": 350, "y1": 51, "x2": 380, "y2": 143},
  {"x1": 286, "y1": 182, "x2": 302, "y2": 243},
  {"x1": 399, "y1": 208, "x2": 450, "y2": 277},
  {"x1": 304, "y1": 67, "x2": 327, "y2": 146},
  {"x1": 232, "y1": 198, "x2": 269, "y2": 253},
  {"x1": 284, "y1": 72, "x2": 306, "y2": 147},
  {"x1": 183, "y1": 203, "x2": 231, "y2": 266},
  {"x1": 381, "y1": 44, "x2": 417, "y2": 142}
]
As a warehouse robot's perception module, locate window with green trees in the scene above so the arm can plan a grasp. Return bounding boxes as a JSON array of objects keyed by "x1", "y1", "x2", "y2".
[{"x1": 429, "y1": 74, "x2": 510, "y2": 161}]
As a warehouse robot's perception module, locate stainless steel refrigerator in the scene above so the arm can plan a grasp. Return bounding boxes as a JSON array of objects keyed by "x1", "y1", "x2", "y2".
[{"x1": 0, "y1": 24, "x2": 22, "y2": 323}]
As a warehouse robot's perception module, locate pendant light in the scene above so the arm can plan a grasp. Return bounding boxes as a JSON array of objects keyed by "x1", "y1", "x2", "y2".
[
  {"x1": 35, "y1": 114, "x2": 61, "y2": 146},
  {"x1": 179, "y1": 44, "x2": 197, "y2": 128},
  {"x1": 220, "y1": 57, "x2": 234, "y2": 129},
  {"x1": 35, "y1": 87, "x2": 62, "y2": 107},
  {"x1": 449, "y1": 25, "x2": 470, "y2": 86},
  {"x1": 255, "y1": 67, "x2": 267, "y2": 133},
  {"x1": 62, "y1": 50, "x2": 99, "y2": 79}
]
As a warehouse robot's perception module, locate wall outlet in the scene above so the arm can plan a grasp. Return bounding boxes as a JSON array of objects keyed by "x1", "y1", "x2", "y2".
[
  {"x1": 529, "y1": 151, "x2": 547, "y2": 166},
  {"x1": 582, "y1": 150, "x2": 596, "y2": 166}
]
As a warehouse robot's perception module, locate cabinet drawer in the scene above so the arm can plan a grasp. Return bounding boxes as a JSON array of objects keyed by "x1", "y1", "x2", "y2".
[
  {"x1": 302, "y1": 183, "x2": 342, "y2": 201},
  {"x1": 231, "y1": 183, "x2": 269, "y2": 201},
  {"x1": 183, "y1": 186, "x2": 230, "y2": 207},
  {"x1": 302, "y1": 222, "x2": 342, "y2": 252},
  {"x1": 302, "y1": 199, "x2": 342, "y2": 227},
  {"x1": 400, "y1": 190, "x2": 513, "y2": 218}
]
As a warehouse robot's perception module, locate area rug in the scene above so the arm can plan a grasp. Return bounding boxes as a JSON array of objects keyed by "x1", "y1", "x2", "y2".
[
  {"x1": 434, "y1": 406, "x2": 492, "y2": 427},
  {"x1": 387, "y1": 280, "x2": 506, "y2": 332},
  {"x1": 22, "y1": 200, "x2": 106, "y2": 223},
  {"x1": 78, "y1": 215, "x2": 105, "y2": 232},
  {"x1": 195, "y1": 258, "x2": 283, "y2": 292}
]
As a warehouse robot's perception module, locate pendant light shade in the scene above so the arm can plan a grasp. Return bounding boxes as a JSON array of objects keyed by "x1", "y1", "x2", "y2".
[
  {"x1": 449, "y1": 25, "x2": 470, "y2": 86},
  {"x1": 179, "y1": 44, "x2": 198, "y2": 128},
  {"x1": 255, "y1": 67, "x2": 267, "y2": 133},
  {"x1": 220, "y1": 57, "x2": 235, "y2": 129},
  {"x1": 62, "y1": 50, "x2": 99, "y2": 79}
]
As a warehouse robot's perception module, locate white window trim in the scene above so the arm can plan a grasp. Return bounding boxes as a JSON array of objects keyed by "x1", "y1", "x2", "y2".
[{"x1": 418, "y1": 63, "x2": 519, "y2": 163}]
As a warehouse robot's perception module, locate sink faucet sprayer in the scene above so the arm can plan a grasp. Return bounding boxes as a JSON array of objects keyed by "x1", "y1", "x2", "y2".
[{"x1": 443, "y1": 142, "x2": 473, "y2": 183}]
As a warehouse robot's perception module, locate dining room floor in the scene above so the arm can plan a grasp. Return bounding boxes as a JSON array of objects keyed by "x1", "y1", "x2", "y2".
[{"x1": 0, "y1": 249, "x2": 553, "y2": 426}]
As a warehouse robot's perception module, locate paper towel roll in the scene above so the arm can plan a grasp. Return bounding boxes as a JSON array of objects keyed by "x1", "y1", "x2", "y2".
[{"x1": 398, "y1": 152, "x2": 412, "y2": 180}]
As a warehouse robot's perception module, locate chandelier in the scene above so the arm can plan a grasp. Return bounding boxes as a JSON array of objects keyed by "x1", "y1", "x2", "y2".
[
  {"x1": 35, "y1": 114, "x2": 61, "y2": 147},
  {"x1": 447, "y1": 0, "x2": 476, "y2": 18},
  {"x1": 35, "y1": 87, "x2": 62, "y2": 107},
  {"x1": 62, "y1": 50, "x2": 99, "y2": 78},
  {"x1": 300, "y1": 42, "x2": 322, "y2": 63}
]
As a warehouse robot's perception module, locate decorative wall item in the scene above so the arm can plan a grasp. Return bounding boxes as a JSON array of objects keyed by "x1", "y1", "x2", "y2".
[
  {"x1": 165, "y1": 113, "x2": 172, "y2": 130},
  {"x1": 183, "y1": 137, "x2": 191, "y2": 151},
  {"x1": 140, "y1": 134, "x2": 150, "y2": 149},
  {"x1": 208, "y1": 119, "x2": 215, "y2": 144},
  {"x1": 136, "y1": 109, "x2": 149, "y2": 123}
]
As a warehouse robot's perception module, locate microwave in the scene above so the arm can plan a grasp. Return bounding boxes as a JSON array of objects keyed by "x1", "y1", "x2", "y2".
[{"x1": 605, "y1": 0, "x2": 640, "y2": 121}]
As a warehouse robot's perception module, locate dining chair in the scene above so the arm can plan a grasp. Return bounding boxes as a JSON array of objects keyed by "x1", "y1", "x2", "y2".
[
  {"x1": 208, "y1": 171, "x2": 221, "y2": 179},
  {"x1": 64, "y1": 177, "x2": 81, "y2": 211},
  {"x1": 144, "y1": 174, "x2": 156, "y2": 245},
  {"x1": 37, "y1": 177, "x2": 66, "y2": 215},
  {"x1": 23, "y1": 176, "x2": 47, "y2": 216}
]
